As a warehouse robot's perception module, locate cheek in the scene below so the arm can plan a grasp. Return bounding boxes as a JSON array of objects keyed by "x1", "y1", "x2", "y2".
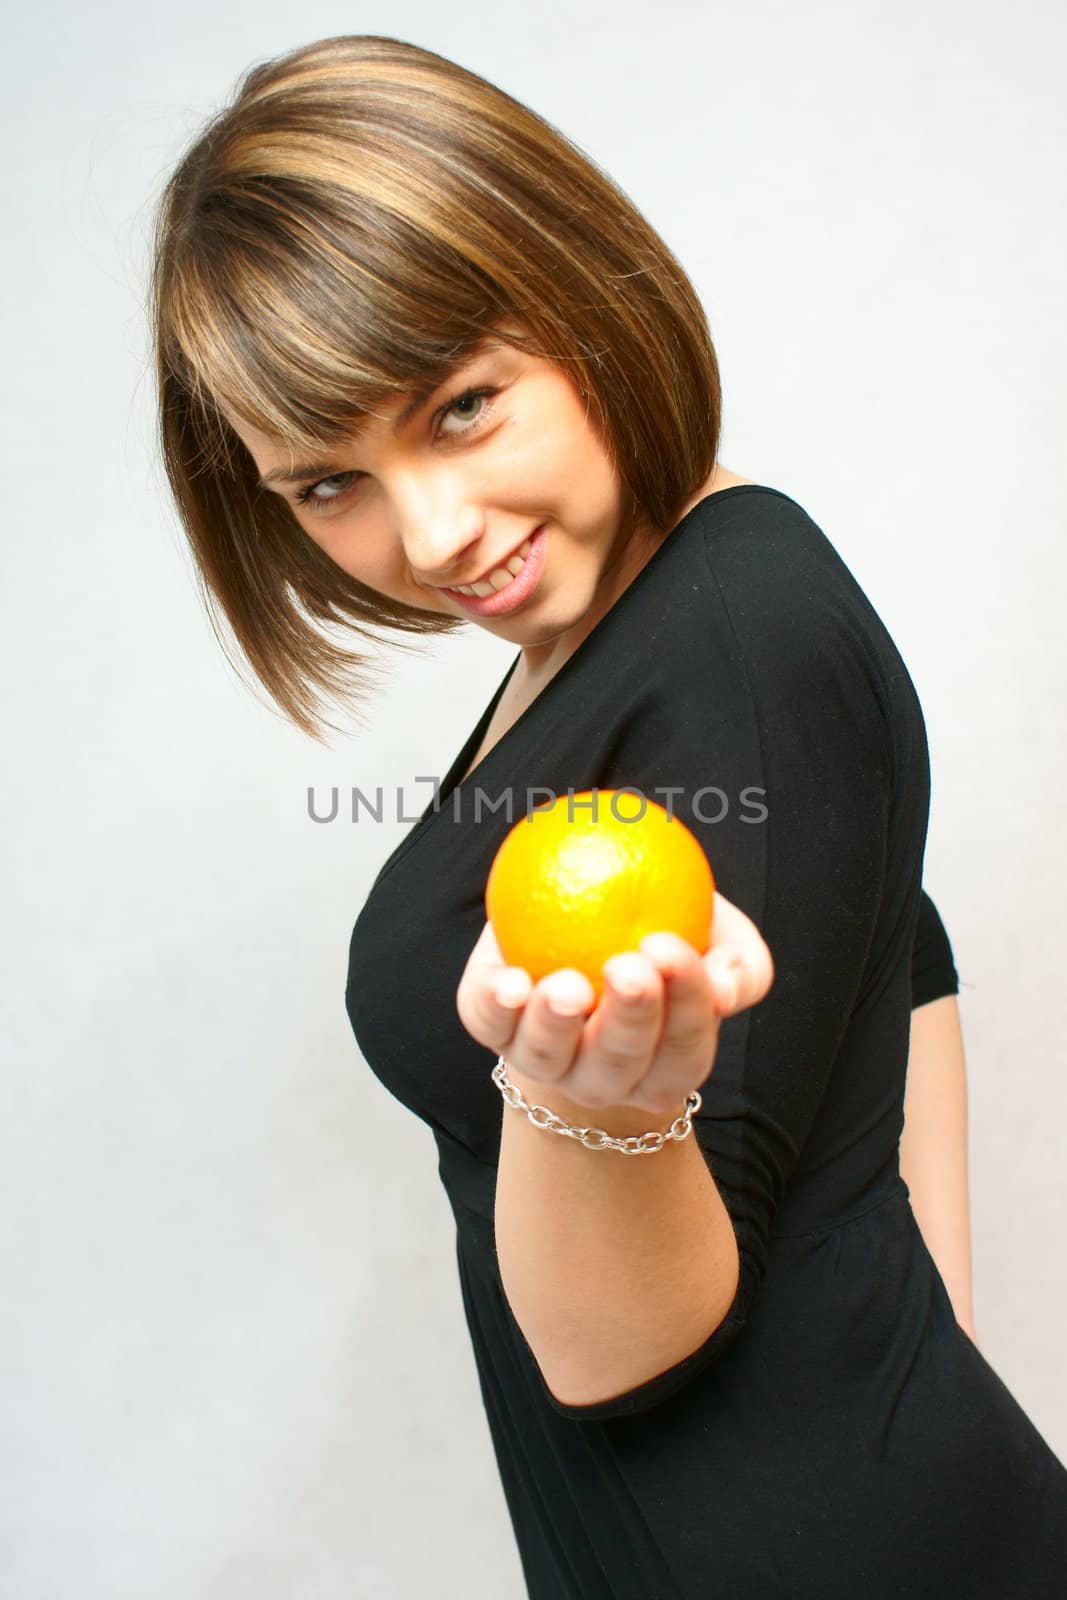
[
  {"x1": 537, "y1": 419, "x2": 619, "y2": 509},
  {"x1": 295, "y1": 508, "x2": 381, "y2": 565},
  {"x1": 571, "y1": 441, "x2": 626, "y2": 526},
  {"x1": 292, "y1": 521, "x2": 371, "y2": 588}
]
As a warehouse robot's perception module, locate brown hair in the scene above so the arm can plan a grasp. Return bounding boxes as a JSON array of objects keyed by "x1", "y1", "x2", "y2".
[{"x1": 150, "y1": 34, "x2": 722, "y2": 741}]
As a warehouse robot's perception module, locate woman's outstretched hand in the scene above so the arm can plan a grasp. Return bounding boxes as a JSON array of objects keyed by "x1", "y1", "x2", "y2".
[{"x1": 456, "y1": 891, "x2": 774, "y2": 1118}]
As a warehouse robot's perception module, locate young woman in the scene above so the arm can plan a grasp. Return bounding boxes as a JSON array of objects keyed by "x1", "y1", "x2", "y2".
[{"x1": 150, "y1": 33, "x2": 1066, "y2": 1596}]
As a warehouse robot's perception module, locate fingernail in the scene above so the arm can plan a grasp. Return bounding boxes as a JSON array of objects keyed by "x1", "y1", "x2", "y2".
[
  {"x1": 605, "y1": 955, "x2": 648, "y2": 999},
  {"x1": 494, "y1": 975, "x2": 527, "y2": 1009},
  {"x1": 545, "y1": 979, "x2": 588, "y2": 1015},
  {"x1": 640, "y1": 932, "x2": 686, "y2": 967},
  {"x1": 608, "y1": 975, "x2": 644, "y2": 1002},
  {"x1": 548, "y1": 993, "x2": 586, "y2": 1017}
]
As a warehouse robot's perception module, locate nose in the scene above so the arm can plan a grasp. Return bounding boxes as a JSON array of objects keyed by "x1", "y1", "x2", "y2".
[{"x1": 393, "y1": 470, "x2": 486, "y2": 584}]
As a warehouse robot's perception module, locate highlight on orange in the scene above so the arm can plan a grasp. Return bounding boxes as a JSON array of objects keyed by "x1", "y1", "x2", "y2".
[{"x1": 485, "y1": 790, "x2": 715, "y2": 1001}]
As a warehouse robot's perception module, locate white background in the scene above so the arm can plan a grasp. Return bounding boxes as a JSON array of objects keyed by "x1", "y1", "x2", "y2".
[{"x1": 4, "y1": 1, "x2": 1065, "y2": 1594}]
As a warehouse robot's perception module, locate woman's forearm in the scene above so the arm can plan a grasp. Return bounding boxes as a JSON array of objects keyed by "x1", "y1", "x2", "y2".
[
  {"x1": 899, "y1": 995, "x2": 977, "y2": 1340},
  {"x1": 495, "y1": 1069, "x2": 740, "y2": 1408}
]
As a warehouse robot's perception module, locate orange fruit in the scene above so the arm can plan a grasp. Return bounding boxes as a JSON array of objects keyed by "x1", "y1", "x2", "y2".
[{"x1": 485, "y1": 790, "x2": 715, "y2": 1001}]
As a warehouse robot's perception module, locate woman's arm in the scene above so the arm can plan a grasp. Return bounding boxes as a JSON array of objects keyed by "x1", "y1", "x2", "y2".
[
  {"x1": 496, "y1": 1062, "x2": 741, "y2": 1407},
  {"x1": 900, "y1": 993, "x2": 978, "y2": 1346},
  {"x1": 458, "y1": 899, "x2": 772, "y2": 1415}
]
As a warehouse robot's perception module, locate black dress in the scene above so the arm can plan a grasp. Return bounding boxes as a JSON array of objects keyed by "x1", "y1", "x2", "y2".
[{"x1": 346, "y1": 486, "x2": 1067, "y2": 1597}]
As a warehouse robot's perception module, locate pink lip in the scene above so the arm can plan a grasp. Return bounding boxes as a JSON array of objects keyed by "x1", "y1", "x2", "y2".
[{"x1": 441, "y1": 526, "x2": 547, "y2": 617}]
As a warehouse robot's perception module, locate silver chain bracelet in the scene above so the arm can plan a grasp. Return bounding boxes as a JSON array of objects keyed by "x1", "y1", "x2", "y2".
[{"x1": 491, "y1": 1056, "x2": 702, "y2": 1156}]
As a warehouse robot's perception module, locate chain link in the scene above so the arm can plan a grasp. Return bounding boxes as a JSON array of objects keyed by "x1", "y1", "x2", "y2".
[{"x1": 491, "y1": 1056, "x2": 702, "y2": 1155}]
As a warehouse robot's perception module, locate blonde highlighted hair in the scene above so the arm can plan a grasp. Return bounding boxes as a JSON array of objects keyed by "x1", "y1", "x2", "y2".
[{"x1": 150, "y1": 34, "x2": 721, "y2": 740}]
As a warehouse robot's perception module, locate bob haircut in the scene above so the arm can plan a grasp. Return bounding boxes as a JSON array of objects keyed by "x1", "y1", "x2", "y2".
[{"x1": 150, "y1": 33, "x2": 722, "y2": 741}]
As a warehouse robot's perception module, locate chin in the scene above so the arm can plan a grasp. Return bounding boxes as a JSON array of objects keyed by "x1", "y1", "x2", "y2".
[{"x1": 518, "y1": 596, "x2": 591, "y2": 641}]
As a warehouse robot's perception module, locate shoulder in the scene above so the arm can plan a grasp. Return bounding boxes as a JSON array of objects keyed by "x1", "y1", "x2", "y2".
[
  {"x1": 686, "y1": 483, "x2": 843, "y2": 588},
  {"x1": 677, "y1": 484, "x2": 867, "y2": 651},
  {"x1": 679, "y1": 484, "x2": 904, "y2": 750}
]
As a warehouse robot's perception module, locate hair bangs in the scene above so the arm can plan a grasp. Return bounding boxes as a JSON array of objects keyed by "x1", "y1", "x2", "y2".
[{"x1": 163, "y1": 195, "x2": 517, "y2": 461}]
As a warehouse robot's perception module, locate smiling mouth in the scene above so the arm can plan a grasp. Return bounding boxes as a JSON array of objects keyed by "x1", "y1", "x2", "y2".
[{"x1": 447, "y1": 536, "x2": 535, "y2": 597}]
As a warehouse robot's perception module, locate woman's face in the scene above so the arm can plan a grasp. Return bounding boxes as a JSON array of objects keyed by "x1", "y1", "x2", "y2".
[{"x1": 225, "y1": 333, "x2": 658, "y2": 676}]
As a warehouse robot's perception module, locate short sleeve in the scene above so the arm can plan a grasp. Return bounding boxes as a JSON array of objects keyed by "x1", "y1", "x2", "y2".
[
  {"x1": 543, "y1": 492, "x2": 930, "y2": 1421},
  {"x1": 911, "y1": 890, "x2": 960, "y2": 1008}
]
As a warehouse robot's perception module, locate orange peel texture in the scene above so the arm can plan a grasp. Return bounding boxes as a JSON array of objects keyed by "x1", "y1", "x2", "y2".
[{"x1": 485, "y1": 790, "x2": 715, "y2": 1001}]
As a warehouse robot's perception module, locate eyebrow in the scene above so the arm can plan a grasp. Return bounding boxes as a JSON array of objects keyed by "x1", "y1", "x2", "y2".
[{"x1": 256, "y1": 385, "x2": 436, "y2": 489}]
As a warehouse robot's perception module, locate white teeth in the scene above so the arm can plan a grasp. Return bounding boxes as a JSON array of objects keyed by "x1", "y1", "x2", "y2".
[
  {"x1": 450, "y1": 530, "x2": 542, "y2": 599},
  {"x1": 453, "y1": 540, "x2": 534, "y2": 598}
]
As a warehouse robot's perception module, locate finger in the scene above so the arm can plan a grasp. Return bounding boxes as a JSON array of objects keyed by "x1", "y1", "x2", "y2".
[
  {"x1": 560, "y1": 951, "x2": 665, "y2": 1108},
  {"x1": 455, "y1": 920, "x2": 534, "y2": 1050},
  {"x1": 632, "y1": 932, "x2": 720, "y2": 1107},
  {"x1": 702, "y1": 893, "x2": 775, "y2": 1015},
  {"x1": 505, "y1": 968, "x2": 595, "y2": 1085}
]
